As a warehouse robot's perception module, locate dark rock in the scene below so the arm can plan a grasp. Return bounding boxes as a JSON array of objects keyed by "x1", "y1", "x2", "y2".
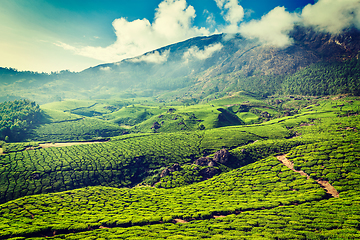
[
  {"x1": 207, "y1": 160, "x2": 217, "y2": 167},
  {"x1": 261, "y1": 111, "x2": 271, "y2": 118},
  {"x1": 31, "y1": 173, "x2": 40, "y2": 180},
  {"x1": 160, "y1": 169, "x2": 170, "y2": 177},
  {"x1": 169, "y1": 163, "x2": 181, "y2": 172},
  {"x1": 213, "y1": 148, "x2": 230, "y2": 164},
  {"x1": 194, "y1": 157, "x2": 211, "y2": 166},
  {"x1": 151, "y1": 122, "x2": 161, "y2": 129},
  {"x1": 199, "y1": 167, "x2": 220, "y2": 179}
]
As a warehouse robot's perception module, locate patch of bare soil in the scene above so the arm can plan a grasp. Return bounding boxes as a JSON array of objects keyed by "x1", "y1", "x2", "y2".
[
  {"x1": 276, "y1": 155, "x2": 309, "y2": 179},
  {"x1": 316, "y1": 180, "x2": 339, "y2": 198},
  {"x1": 174, "y1": 219, "x2": 188, "y2": 223},
  {"x1": 213, "y1": 215, "x2": 226, "y2": 218},
  {"x1": 99, "y1": 226, "x2": 110, "y2": 229},
  {"x1": 299, "y1": 123, "x2": 315, "y2": 127},
  {"x1": 0, "y1": 148, "x2": 3, "y2": 155},
  {"x1": 38, "y1": 141, "x2": 108, "y2": 149},
  {"x1": 276, "y1": 155, "x2": 339, "y2": 198}
]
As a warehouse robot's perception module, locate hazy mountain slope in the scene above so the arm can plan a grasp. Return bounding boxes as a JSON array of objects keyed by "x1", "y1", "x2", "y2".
[{"x1": 0, "y1": 26, "x2": 359, "y2": 104}]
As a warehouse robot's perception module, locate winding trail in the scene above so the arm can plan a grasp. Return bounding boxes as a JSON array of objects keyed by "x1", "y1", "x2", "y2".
[{"x1": 276, "y1": 154, "x2": 339, "y2": 198}]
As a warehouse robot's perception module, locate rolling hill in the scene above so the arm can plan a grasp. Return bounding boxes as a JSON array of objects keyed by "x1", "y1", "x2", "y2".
[{"x1": 0, "y1": 25, "x2": 360, "y2": 239}]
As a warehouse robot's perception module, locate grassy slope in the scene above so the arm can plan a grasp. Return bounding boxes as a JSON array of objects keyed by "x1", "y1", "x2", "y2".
[
  {"x1": 26, "y1": 92, "x2": 322, "y2": 142},
  {"x1": 26, "y1": 102, "x2": 125, "y2": 142},
  {"x1": 0, "y1": 96, "x2": 359, "y2": 239},
  {"x1": 0, "y1": 114, "x2": 359, "y2": 239}
]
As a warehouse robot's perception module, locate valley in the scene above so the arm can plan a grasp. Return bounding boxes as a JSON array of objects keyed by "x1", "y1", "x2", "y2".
[{"x1": 0, "y1": 25, "x2": 359, "y2": 239}]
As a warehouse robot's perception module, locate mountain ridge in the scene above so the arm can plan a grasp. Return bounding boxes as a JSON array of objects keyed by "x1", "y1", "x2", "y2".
[{"x1": 0, "y1": 26, "x2": 359, "y2": 103}]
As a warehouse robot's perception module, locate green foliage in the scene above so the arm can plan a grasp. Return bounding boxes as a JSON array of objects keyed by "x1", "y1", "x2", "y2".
[
  {"x1": 282, "y1": 59, "x2": 360, "y2": 96},
  {"x1": 155, "y1": 165, "x2": 205, "y2": 188},
  {"x1": 0, "y1": 131, "x2": 204, "y2": 203},
  {"x1": 230, "y1": 138, "x2": 309, "y2": 168},
  {"x1": 0, "y1": 100, "x2": 42, "y2": 142},
  {"x1": 0, "y1": 156, "x2": 327, "y2": 238},
  {"x1": 0, "y1": 95, "x2": 359, "y2": 239},
  {"x1": 27, "y1": 117, "x2": 125, "y2": 142}
]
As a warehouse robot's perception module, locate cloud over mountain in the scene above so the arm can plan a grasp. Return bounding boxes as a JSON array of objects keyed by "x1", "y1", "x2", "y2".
[
  {"x1": 183, "y1": 43, "x2": 223, "y2": 63},
  {"x1": 129, "y1": 50, "x2": 170, "y2": 64},
  {"x1": 239, "y1": 7, "x2": 299, "y2": 47},
  {"x1": 215, "y1": 0, "x2": 245, "y2": 33},
  {"x1": 301, "y1": 0, "x2": 360, "y2": 34},
  {"x1": 56, "y1": 0, "x2": 209, "y2": 62},
  {"x1": 56, "y1": 0, "x2": 360, "y2": 63},
  {"x1": 236, "y1": 0, "x2": 360, "y2": 47}
]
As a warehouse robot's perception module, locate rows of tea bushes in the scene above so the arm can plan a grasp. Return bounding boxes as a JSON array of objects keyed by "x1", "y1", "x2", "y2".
[
  {"x1": 42, "y1": 195, "x2": 360, "y2": 240},
  {"x1": 27, "y1": 117, "x2": 125, "y2": 142},
  {"x1": 287, "y1": 138, "x2": 360, "y2": 197},
  {"x1": 154, "y1": 164, "x2": 214, "y2": 188},
  {"x1": 0, "y1": 117, "x2": 298, "y2": 203},
  {"x1": 1, "y1": 98, "x2": 359, "y2": 239},
  {"x1": 1, "y1": 142, "x2": 40, "y2": 153},
  {"x1": 0, "y1": 156, "x2": 327, "y2": 238},
  {"x1": 0, "y1": 132, "x2": 204, "y2": 204}
]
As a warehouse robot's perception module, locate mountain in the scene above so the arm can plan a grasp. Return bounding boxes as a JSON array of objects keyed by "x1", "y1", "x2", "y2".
[
  {"x1": 0, "y1": 26, "x2": 359, "y2": 103},
  {"x1": 1, "y1": 26, "x2": 360, "y2": 239}
]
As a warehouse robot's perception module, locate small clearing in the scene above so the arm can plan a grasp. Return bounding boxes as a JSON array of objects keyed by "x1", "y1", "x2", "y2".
[
  {"x1": 39, "y1": 141, "x2": 107, "y2": 148},
  {"x1": 26, "y1": 141, "x2": 108, "y2": 150},
  {"x1": 174, "y1": 219, "x2": 188, "y2": 223},
  {"x1": 276, "y1": 155, "x2": 339, "y2": 198}
]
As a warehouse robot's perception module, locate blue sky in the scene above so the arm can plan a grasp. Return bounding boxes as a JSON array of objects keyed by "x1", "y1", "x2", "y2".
[{"x1": 1, "y1": 0, "x2": 358, "y2": 73}]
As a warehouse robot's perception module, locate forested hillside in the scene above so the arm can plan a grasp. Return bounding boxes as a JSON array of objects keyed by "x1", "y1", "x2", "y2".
[{"x1": 0, "y1": 100, "x2": 42, "y2": 142}]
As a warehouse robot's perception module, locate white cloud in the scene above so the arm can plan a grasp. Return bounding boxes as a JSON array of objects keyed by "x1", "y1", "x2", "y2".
[
  {"x1": 129, "y1": 50, "x2": 170, "y2": 64},
  {"x1": 56, "y1": 0, "x2": 210, "y2": 63},
  {"x1": 55, "y1": 0, "x2": 360, "y2": 65},
  {"x1": 204, "y1": 9, "x2": 216, "y2": 28},
  {"x1": 100, "y1": 66, "x2": 111, "y2": 71},
  {"x1": 183, "y1": 43, "x2": 223, "y2": 63},
  {"x1": 239, "y1": 7, "x2": 300, "y2": 47},
  {"x1": 215, "y1": 0, "x2": 244, "y2": 33},
  {"x1": 301, "y1": 0, "x2": 360, "y2": 34}
]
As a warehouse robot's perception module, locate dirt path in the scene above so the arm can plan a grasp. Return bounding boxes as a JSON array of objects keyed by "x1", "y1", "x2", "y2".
[
  {"x1": 26, "y1": 141, "x2": 108, "y2": 151},
  {"x1": 276, "y1": 155, "x2": 339, "y2": 198},
  {"x1": 0, "y1": 148, "x2": 3, "y2": 155},
  {"x1": 38, "y1": 141, "x2": 107, "y2": 148},
  {"x1": 276, "y1": 155, "x2": 309, "y2": 179}
]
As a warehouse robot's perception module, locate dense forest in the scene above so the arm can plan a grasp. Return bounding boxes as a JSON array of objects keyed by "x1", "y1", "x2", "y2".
[
  {"x1": 207, "y1": 58, "x2": 360, "y2": 99},
  {"x1": 0, "y1": 100, "x2": 42, "y2": 142}
]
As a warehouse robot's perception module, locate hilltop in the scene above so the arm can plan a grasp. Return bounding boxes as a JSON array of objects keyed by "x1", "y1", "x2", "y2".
[{"x1": 1, "y1": 26, "x2": 359, "y2": 104}]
